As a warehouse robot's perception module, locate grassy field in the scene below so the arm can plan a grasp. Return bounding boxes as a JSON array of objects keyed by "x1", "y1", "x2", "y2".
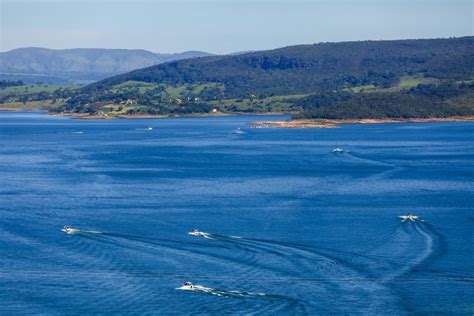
[
  {"x1": 348, "y1": 75, "x2": 440, "y2": 93},
  {"x1": 398, "y1": 75, "x2": 439, "y2": 88},
  {"x1": 110, "y1": 81, "x2": 157, "y2": 93},
  {"x1": 211, "y1": 94, "x2": 307, "y2": 112},
  {"x1": 110, "y1": 81, "x2": 221, "y2": 99},
  {"x1": 0, "y1": 83, "x2": 79, "y2": 110},
  {"x1": 0, "y1": 100, "x2": 61, "y2": 109},
  {"x1": 349, "y1": 84, "x2": 376, "y2": 93},
  {"x1": 99, "y1": 104, "x2": 149, "y2": 114},
  {"x1": 0, "y1": 84, "x2": 80, "y2": 96}
]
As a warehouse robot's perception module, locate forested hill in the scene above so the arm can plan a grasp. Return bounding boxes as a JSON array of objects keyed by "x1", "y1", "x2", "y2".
[
  {"x1": 86, "y1": 37, "x2": 473, "y2": 96},
  {"x1": 53, "y1": 37, "x2": 474, "y2": 119}
]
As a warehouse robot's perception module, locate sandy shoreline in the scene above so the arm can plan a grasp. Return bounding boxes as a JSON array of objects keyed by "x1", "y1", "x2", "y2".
[
  {"x1": 252, "y1": 119, "x2": 339, "y2": 128},
  {"x1": 329, "y1": 117, "x2": 474, "y2": 124},
  {"x1": 252, "y1": 116, "x2": 474, "y2": 128}
]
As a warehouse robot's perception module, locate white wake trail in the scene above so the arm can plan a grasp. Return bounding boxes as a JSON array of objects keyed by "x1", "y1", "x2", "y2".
[{"x1": 381, "y1": 223, "x2": 433, "y2": 283}]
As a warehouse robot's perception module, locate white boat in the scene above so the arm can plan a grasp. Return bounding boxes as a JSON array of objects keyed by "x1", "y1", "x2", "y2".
[
  {"x1": 333, "y1": 148, "x2": 345, "y2": 153},
  {"x1": 61, "y1": 225, "x2": 78, "y2": 234},
  {"x1": 399, "y1": 214, "x2": 424, "y2": 222},
  {"x1": 176, "y1": 282, "x2": 265, "y2": 298},
  {"x1": 188, "y1": 229, "x2": 212, "y2": 239},
  {"x1": 176, "y1": 282, "x2": 221, "y2": 295},
  {"x1": 176, "y1": 282, "x2": 196, "y2": 291}
]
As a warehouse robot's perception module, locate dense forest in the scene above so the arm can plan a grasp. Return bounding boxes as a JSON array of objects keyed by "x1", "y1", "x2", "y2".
[
  {"x1": 295, "y1": 83, "x2": 474, "y2": 119},
  {"x1": 2, "y1": 37, "x2": 473, "y2": 118},
  {"x1": 84, "y1": 37, "x2": 473, "y2": 96}
]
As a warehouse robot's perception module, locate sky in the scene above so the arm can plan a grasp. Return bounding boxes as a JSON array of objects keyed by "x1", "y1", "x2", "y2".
[{"x1": 1, "y1": 0, "x2": 472, "y2": 54}]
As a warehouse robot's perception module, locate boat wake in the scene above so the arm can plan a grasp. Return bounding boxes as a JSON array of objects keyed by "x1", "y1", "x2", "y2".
[
  {"x1": 332, "y1": 149, "x2": 394, "y2": 167},
  {"x1": 329, "y1": 220, "x2": 439, "y2": 284},
  {"x1": 58, "y1": 222, "x2": 441, "y2": 314},
  {"x1": 232, "y1": 127, "x2": 245, "y2": 135},
  {"x1": 176, "y1": 282, "x2": 305, "y2": 314},
  {"x1": 379, "y1": 222, "x2": 434, "y2": 282},
  {"x1": 61, "y1": 228, "x2": 103, "y2": 235},
  {"x1": 176, "y1": 284, "x2": 265, "y2": 298},
  {"x1": 60, "y1": 229, "x2": 306, "y2": 313},
  {"x1": 188, "y1": 231, "x2": 401, "y2": 313}
]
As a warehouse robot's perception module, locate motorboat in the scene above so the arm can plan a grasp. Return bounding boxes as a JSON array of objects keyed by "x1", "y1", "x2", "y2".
[
  {"x1": 188, "y1": 229, "x2": 211, "y2": 238},
  {"x1": 399, "y1": 213, "x2": 424, "y2": 222},
  {"x1": 61, "y1": 225, "x2": 78, "y2": 234},
  {"x1": 175, "y1": 282, "x2": 264, "y2": 298},
  {"x1": 177, "y1": 282, "x2": 194, "y2": 290},
  {"x1": 333, "y1": 148, "x2": 345, "y2": 153},
  {"x1": 176, "y1": 282, "x2": 213, "y2": 293}
]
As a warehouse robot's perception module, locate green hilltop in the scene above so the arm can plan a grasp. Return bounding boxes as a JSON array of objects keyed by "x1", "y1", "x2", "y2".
[{"x1": 2, "y1": 37, "x2": 473, "y2": 119}]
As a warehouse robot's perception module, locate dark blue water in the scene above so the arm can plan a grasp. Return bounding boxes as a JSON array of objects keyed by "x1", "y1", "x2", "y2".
[{"x1": 1, "y1": 111, "x2": 473, "y2": 314}]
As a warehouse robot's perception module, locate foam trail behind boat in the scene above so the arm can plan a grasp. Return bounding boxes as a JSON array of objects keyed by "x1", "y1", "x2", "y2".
[
  {"x1": 377, "y1": 222, "x2": 434, "y2": 283},
  {"x1": 176, "y1": 283, "x2": 305, "y2": 314},
  {"x1": 177, "y1": 284, "x2": 265, "y2": 298},
  {"x1": 62, "y1": 228, "x2": 103, "y2": 235},
  {"x1": 333, "y1": 149, "x2": 394, "y2": 167}
]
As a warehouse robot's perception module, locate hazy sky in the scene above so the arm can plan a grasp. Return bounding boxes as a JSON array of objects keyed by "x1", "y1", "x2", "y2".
[{"x1": 1, "y1": 0, "x2": 472, "y2": 54}]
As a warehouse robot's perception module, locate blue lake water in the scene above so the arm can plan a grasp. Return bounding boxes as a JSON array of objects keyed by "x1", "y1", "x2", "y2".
[{"x1": 0, "y1": 111, "x2": 473, "y2": 314}]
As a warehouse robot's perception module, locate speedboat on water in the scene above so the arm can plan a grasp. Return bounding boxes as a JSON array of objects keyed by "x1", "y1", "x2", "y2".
[
  {"x1": 188, "y1": 229, "x2": 210, "y2": 237},
  {"x1": 61, "y1": 225, "x2": 78, "y2": 234},
  {"x1": 176, "y1": 282, "x2": 213, "y2": 293},
  {"x1": 399, "y1": 213, "x2": 424, "y2": 222},
  {"x1": 333, "y1": 148, "x2": 345, "y2": 153},
  {"x1": 177, "y1": 282, "x2": 194, "y2": 290},
  {"x1": 147, "y1": 127, "x2": 153, "y2": 130},
  {"x1": 176, "y1": 282, "x2": 264, "y2": 298}
]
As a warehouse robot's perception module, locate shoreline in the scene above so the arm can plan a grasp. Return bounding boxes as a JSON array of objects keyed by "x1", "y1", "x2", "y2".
[
  {"x1": 48, "y1": 111, "x2": 289, "y2": 120},
  {"x1": 3, "y1": 108, "x2": 474, "y2": 126},
  {"x1": 0, "y1": 107, "x2": 41, "y2": 111},
  {"x1": 252, "y1": 116, "x2": 474, "y2": 128}
]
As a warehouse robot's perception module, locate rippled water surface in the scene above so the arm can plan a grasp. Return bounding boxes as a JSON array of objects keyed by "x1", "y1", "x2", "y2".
[{"x1": 1, "y1": 112, "x2": 473, "y2": 314}]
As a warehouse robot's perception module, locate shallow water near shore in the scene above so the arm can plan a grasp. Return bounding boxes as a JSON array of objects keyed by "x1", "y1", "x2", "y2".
[{"x1": 1, "y1": 111, "x2": 473, "y2": 314}]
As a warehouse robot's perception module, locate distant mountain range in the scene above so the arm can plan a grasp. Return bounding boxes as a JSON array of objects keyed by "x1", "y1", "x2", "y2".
[{"x1": 0, "y1": 48, "x2": 211, "y2": 83}]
